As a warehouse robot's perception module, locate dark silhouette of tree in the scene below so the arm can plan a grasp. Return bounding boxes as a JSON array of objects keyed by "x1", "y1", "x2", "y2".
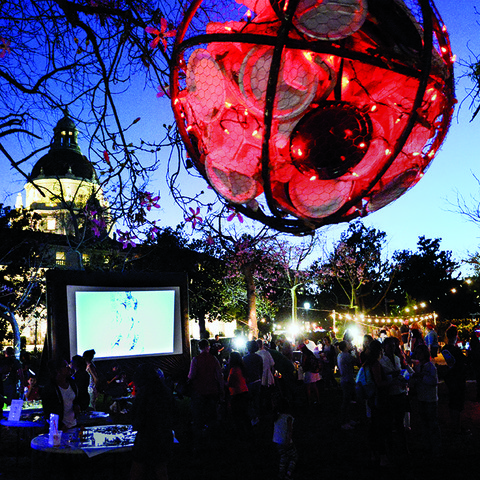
[
  {"x1": 391, "y1": 236, "x2": 472, "y2": 319},
  {"x1": 0, "y1": 206, "x2": 46, "y2": 350},
  {"x1": 0, "y1": 0, "x2": 198, "y2": 237}
]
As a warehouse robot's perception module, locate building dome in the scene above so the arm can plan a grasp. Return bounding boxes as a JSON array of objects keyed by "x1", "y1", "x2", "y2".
[
  {"x1": 23, "y1": 111, "x2": 108, "y2": 236},
  {"x1": 29, "y1": 112, "x2": 98, "y2": 183}
]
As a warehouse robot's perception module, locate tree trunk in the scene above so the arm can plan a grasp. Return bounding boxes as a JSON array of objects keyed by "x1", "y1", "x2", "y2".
[
  {"x1": 243, "y1": 265, "x2": 258, "y2": 339},
  {"x1": 0, "y1": 303, "x2": 21, "y2": 358},
  {"x1": 291, "y1": 283, "x2": 301, "y2": 326},
  {"x1": 198, "y1": 312, "x2": 208, "y2": 339}
]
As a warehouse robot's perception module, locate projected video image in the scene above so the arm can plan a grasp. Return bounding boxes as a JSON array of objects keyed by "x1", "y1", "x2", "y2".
[{"x1": 70, "y1": 288, "x2": 178, "y2": 359}]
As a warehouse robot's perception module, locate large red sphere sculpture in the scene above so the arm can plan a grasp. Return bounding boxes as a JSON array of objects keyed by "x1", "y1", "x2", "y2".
[{"x1": 170, "y1": 0, "x2": 455, "y2": 233}]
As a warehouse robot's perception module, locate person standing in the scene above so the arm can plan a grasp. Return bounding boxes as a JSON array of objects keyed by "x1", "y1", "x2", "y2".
[
  {"x1": 400, "y1": 320, "x2": 410, "y2": 351},
  {"x1": 321, "y1": 336, "x2": 338, "y2": 390},
  {"x1": 410, "y1": 344, "x2": 440, "y2": 452},
  {"x1": 188, "y1": 339, "x2": 224, "y2": 446},
  {"x1": 71, "y1": 355, "x2": 90, "y2": 412},
  {"x1": 337, "y1": 340, "x2": 358, "y2": 430},
  {"x1": 441, "y1": 325, "x2": 467, "y2": 433},
  {"x1": 83, "y1": 349, "x2": 99, "y2": 410},
  {"x1": 424, "y1": 324, "x2": 439, "y2": 359},
  {"x1": 226, "y1": 352, "x2": 251, "y2": 438},
  {"x1": 380, "y1": 337, "x2": 412, "y2": 454},
  {"x1": 256, "y1": 339, "x2": 275, "y2": 413},
  {"x1": 210, "y1": 335, "x2": 224, "y2": 363},
  {"x1": 243, "y1": 340, "x2": 263, "y2": 425},
  {"x1": 42, "y1": 357, "x2": 80, "y2": 431},
  {"x1": 301, "y1": 344, "x2": 321, "y2": 406},
  {"x1": 130, "y1": 363, "x2": 174, "y2": 480}
]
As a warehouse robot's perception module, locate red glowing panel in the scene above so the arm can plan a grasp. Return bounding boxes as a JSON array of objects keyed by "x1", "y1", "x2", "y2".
[{"x1": 171, "y1": 0, "x2": 455, "y2": 233}]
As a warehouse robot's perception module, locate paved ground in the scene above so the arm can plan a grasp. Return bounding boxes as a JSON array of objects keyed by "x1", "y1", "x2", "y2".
[{"x1": 2, "y1": 378, "x2": 480, "y2": 480}]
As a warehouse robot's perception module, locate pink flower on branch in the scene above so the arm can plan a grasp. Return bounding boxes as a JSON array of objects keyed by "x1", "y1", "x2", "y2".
[
  {"x1": 149, "y1": 222, "x2": 160, "y2": 241},
  {"x1": 117, "y1": 229, "x2": 138, "y2": 249},
  {"x1": 91, "y1": 217, "x2": 107, "y2": 237},
  {"x1": 140, "y1": 192, "x2": 160, "y2": 212},
  {"x1": 227, "y1": 208, "x2": 243, "y2": 223},
  {"x1": 185, "y1": 206, "x2": 202, "y2": 229},
  {"x1": 84, "y1": 206, "x2": 106, "y2": 237},
  {"x1": 145, "y1": 19, "x2": 176, "y2": 51}
]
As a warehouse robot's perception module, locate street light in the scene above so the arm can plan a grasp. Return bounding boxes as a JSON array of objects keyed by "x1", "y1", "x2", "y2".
[{"x1": 304, "y1": 302, "x2": 311, "y2": 329}]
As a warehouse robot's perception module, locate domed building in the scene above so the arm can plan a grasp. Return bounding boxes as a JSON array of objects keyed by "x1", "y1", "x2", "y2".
[{"x1": 17, "y1": 112, "x2": 109, "y2": 236}]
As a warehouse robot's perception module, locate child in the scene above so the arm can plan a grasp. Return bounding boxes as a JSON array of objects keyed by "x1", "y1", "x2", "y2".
[
  {"x1": 273, "y1": 400, "x2": 298, "y2": 480},
  {"x1": 26, "y1": 376, "x2": 41, "y2": 401}
]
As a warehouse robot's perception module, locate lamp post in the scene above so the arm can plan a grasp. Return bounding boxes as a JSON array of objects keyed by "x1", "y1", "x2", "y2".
[{"x1": 304, "y1": 302, "x2": 311, "y2": 329}]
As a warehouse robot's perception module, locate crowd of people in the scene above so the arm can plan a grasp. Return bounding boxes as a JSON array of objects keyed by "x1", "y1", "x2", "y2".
[
  {"x1": 186, "y1": 321, "x2": 480, "y2": 476},
  {"x1": 2, "y1": 320, "x2": 480, "y2": 479}
]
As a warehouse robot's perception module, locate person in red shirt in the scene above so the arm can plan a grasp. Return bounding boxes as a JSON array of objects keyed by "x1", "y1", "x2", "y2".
[{"x1": 227, "y1": 352, "x2": 251, "y2": 438}]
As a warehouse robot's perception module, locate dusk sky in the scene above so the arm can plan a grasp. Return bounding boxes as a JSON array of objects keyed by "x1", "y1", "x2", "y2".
[{"x1": 2, "y1": 0, "x2": 480, "y2": 273}]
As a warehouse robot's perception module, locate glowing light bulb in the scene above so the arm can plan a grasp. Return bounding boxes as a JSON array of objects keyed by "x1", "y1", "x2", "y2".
[{"x1": 303, "y1": 51, "x2": 313, "y2": 62}]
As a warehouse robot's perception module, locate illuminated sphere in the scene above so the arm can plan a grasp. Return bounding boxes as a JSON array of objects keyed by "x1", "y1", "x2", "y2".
[{"x1": 171, "y1": 0, "x2": 455, "y2": 233}]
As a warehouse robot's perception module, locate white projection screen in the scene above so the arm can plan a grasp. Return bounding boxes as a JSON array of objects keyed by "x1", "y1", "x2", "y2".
[
  {"x1": 67, "y1": 286, "x2": 183, "y2": 360},
  {"x1": 45, "y1": 270, "x2": 189, "y2": 366}
]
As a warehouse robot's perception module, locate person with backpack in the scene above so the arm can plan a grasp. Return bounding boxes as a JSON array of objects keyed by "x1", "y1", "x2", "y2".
[{"x1": 301, "y1": 344, "x2": 321, "y2": 406}]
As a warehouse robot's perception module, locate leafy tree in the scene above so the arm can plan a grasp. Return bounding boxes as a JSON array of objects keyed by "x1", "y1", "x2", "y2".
[
  {"x1": 311, "y1": 222, "x2": 395, "y2": 314},
  {"x1": 272, "y1": 237, "x2": 318, "y2": 326},
  {"x1": 391, "y1": 236, "x2": 470, "y2": 319},
  {"x1": 222, "y1": 232, "x2": 285, "y2": 338},
  {"x1": 0, "y1": 206, "x2": 46, "y2": 350}
]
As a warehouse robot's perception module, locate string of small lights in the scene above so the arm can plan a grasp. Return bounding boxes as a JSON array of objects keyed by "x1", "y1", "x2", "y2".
[{"x1": 332, "y1": 312, "x2": 437, "y2": 329}]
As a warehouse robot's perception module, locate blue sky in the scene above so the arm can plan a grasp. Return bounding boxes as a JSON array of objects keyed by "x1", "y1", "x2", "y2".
[{"x1": 2, "y1": 0, "x2": 480, "y2": 273}]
